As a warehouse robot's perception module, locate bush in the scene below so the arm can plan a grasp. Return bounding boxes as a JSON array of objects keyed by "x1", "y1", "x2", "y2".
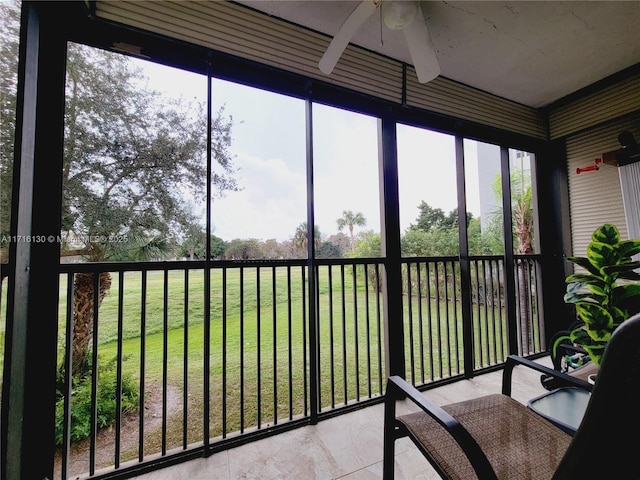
[{"x1": 55, "y1": 357, "x2": 139, "y2": 445}]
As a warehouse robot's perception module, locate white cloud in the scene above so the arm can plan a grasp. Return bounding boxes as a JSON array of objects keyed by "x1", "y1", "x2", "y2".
[{"x1": 212, "y1": 152, "x2": 306, "y2": 241}]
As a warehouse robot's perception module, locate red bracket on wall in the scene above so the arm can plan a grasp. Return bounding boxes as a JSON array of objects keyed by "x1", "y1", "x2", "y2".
[{"x1": 576, "y1": 157, "x2": 603, "y2": 174}]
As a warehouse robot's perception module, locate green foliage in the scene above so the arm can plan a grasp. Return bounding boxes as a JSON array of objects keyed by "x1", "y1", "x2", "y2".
[
  {"x1": 292, "y1": 222, "x2": 322, "y2": 254},
  {"x1": 564, "y1": 224, "x2": 640, "y2": 364},
  {"x1": 410, "y1": 201, "x2": 446, "y2": 231},
  {"x1": 178, "y1": 225, "x2": 228, "y2": 260},
  {"x1": 55, "y1": 357, "x2": 139, "y2": 445},
  {"x1": 224, "y1": 238, "x2": 265, "y2": 259},
  {"x1": 61, "y1": 43, "x2": 237, "y2": 262},
  {"x1": 0, "y1": 0, "x2": 19, "y2": 248},
  {"x1": 349, "y1": 231, "x2": 381, "y2": 258},
  {"x1": 316, "y1": 241, "x2": 342, "y2": 259},
  {"x1": 402, "y1": 227, "x2": 458, "y2": 257},
  {"x1": 406, "y1": 201, "x2": 507, "y2": 257}
]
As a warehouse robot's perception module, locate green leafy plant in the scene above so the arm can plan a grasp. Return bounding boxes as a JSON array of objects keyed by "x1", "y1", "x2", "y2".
[
  {"x1": 563, "y1": 224, "x2": 640, "y2": 365},
  {"x1": 55, "y1": 356, "x2": 139, "y2": 445}
]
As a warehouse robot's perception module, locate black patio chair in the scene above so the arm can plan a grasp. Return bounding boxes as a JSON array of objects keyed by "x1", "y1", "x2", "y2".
[{"x1": 383, "y1": 312, "x2": 640, "y2": 480}]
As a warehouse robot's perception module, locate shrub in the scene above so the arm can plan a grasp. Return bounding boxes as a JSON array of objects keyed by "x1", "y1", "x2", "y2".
[{"x1": 55, "y1": 357, "x2": 139, "y2": 445}]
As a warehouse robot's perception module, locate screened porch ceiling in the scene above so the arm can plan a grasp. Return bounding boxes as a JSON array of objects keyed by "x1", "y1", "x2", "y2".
[{"x1": 235, "y1": 0, "x2": 640, "y2": 108}]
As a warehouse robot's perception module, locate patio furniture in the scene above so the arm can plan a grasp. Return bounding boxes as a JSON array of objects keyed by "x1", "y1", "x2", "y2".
[
  {"x1": 539, "y1": 322, "x2": 600, "y2": 391},
  {"x1": 383, "y1": 312, "x2": 640, "y2": 480},
  {"x1": 527, "y1": 387, "x2": 590, "y2": 435}
]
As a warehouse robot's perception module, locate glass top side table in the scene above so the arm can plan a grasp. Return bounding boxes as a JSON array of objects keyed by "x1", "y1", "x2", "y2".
[{"x1": 527, "y1": 387, "x2": 591, "y2": 435}]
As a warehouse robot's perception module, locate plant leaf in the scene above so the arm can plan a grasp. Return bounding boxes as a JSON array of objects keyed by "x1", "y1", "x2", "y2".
[
  {"x1": 564, "y1": 291, "x2": 599, "y2": 304},
  {"x1": 567, "y1": 256, "x2": 601, "y2": 276},
  {"x1": 612, "y1": 283, "x2": 640, "y2": 301},
  {"x1": 617, "y1": 270, "x2": 640, "y2": 281},
  {"x1": 565, "y1": 273, "x2": 605, "y2": 288},
  {"x1": 591, "y1": 223, "x2": 620, "y2": 245},
  {"x1": 575, "y1": 303, "x2": 614, "y2": 336},
  {"x1": 618, "y1": 239, "x2": 640, "y2": 258},
  {"x1": 587, "y1": 283, "x2": 607, "y2": 298},
  {"x1": 602, "y1": 261, "x2": 640, "y2": 275},
  {"x1": 587, "y1": 241, "x2": 619, "y2": 270}
]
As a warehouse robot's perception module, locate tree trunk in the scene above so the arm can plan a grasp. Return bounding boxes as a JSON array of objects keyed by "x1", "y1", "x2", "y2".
[
  {"x1": 71, "y1": 271, "x2": 112, "y2": 377},
  {"x1": 516, "y1": 259, "x2": 533, "y2": 353},
  {"x1": 515, "y1": 207, "x2": 533, "y2": 353}
]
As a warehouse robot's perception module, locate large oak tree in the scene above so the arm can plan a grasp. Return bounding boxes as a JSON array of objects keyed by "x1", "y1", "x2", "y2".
[
  {"x1": 62, "y1": 43, "x2": 238, "y2": 376},
  {"x1": 0, "y1": 1, "x2": 239, "y2": 377}
]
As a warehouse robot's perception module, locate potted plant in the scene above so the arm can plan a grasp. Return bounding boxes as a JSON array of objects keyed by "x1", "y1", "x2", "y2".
[{"x1": 563, "y1": 223, "x2": 640, "y2": 366}]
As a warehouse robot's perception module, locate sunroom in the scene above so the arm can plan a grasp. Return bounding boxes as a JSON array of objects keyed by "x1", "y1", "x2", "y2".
[{"x1": 1, "y1": 1, "x2": 639, "y2": 479}]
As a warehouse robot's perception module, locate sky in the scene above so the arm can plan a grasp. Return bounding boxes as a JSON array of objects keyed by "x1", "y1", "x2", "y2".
[{"x1": 141, "y1": 59, "x2": 484, "y2": 243}]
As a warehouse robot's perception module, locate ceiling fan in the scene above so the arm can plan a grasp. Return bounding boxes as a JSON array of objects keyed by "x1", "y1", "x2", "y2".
[{"x1": 319, "y1": 0, "x2": 440, "y2": 83}]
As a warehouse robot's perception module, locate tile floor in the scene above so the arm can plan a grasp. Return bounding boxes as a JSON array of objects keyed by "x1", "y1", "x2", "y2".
[{"x1": 131, "y1": 357, "x2": 552, "y2": 479}]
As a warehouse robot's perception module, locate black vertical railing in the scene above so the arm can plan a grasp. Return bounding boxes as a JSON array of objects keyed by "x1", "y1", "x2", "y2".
[
  {"x1": 88, "y1": 273, "x2": 99, "y2": 476},
  {"x1": 47, "y1": 253, "x2": 542, "y2": 479},
  {"x1": 115, "y1": 271, "x2": 125, "y2": 467},
  {"x1": 138, "y1": 270, "x2": 147, "y2": 463},
  {"x1": 60, "y1": 273, "x2": 74, "y2": 480},
  {"x1": 182, "y1": 269, "x2": 189, "y2": 449}
]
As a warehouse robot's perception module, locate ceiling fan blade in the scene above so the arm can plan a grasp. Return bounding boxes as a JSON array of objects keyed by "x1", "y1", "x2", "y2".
[
  {"x1": 319, "y1": 0, "x2": 379, "y2": 75},
  {"x1": 403, "y1": 5, "x2": 440, "y2": 83}
]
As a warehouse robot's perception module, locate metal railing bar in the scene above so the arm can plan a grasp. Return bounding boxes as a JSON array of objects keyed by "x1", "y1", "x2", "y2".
[
  {"x1": 434, "y1": 262, "x2": 442, "y2": 379},
  {"x1": 352, "y1": 263, "x2": 359, "y2": 401},
  {"x1": 61, "y1": 273, "x2": 74, "y2": 480},
  {"x1": 139, "y1": 270, "x2": 147, "y2": 462},
  {"x1": 240, "y1": 267, "x2": 245, "y2": 433},
  {"x1": 256, "y1": 266, "x2": 262, "y2": 429},
  {"x1": 443, "y1": 261, "x2": 451, "y2": 378},
  {"x1": 416, "y1": 263, "x2": 425, "y2": 385},
  {"x1": 488, "y1": 260, "x2": 498, "y2": 363},
  {"x1": 340, "y1": 264, "x2": 347, "y2": 405},
  {"x1": 500, "y1": 259, "x2": 507, "y2": 360},
  {"x1": 58, "y1": 258, "x2": 311, "y2": 274},
  {"x1": 287, "y1": 266, "x2": 293, "y2": 421},
  {"x1": 481, "y1": 260, "x2": 489, "y2": 365},
  {"x1": 530, "y1": 259, "x2": 544, "y2": 348},
  {"x1": 162, "y1": 270, "x2": 169, "y2": 456},
  {"x1": 89, "y1": 273, "x2": 100, "y2": 476},
  {"x1": 406, "y1": 263, "x2": 415, "y2": 384},
  {"x1": 472, "y1": 261, "x2": 480, "y2": 365},
  {"x1": 203, "y1": 267, "x2": 211, "y2": 450},
  {"x1": 375, "y1": 264, "x2": 383, "y2": 395},
  {"x1": 272, "y1": 267, "x2": 278, "y2": 426},
  {"x1": 222, "y1": 267, "x2": 228, "y2": 438},
  {"x1": 425, "y1": 261, "x2": 434, "y2": 382},
  {"x1": 115, "y1": 271, "x2": 125, "y2": 467},
  {"x1": 452, "y1": 262, "x2": 460, "y2": 373},
  {"x1": 301, "y1": 267, "x2": 308, "y2": 417},
  {"x1": 183, "y1": 269, "x2": 189, "y2": 449},
  {"x1": 498, "y1": 260, "x2": 506, "y2": 360},
  {"x1": 328, "y1": 265, "x2": 335, "y2": 409},
  {"x1": 364, "y1": 265, "x2": 372, "y2": 399}
]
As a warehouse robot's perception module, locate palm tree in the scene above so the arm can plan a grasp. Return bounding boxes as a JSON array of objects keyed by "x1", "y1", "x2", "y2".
[
  {"x1": 293, "y1": 222, "x2": 321, "y2": 254},
  {"x1": 336, "y1": 210, "x2": 366, "y2": 250},
  {"x1": 67, "y1": 235, "x2": 174, "y2": 377}
]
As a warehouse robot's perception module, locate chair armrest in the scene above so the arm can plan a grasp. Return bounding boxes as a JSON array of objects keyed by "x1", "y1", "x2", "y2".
[
  {"x1": 386, "y1": 375, "x2": 498, "y2": 480},
  {"x1": 502, "y1": 355, "x2": 593, "y2": 396}
]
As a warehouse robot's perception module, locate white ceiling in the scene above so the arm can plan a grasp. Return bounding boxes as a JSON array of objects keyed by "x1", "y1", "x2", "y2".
[{"x1": 235, "y1": 1, "x2": 640, "y2": 108}]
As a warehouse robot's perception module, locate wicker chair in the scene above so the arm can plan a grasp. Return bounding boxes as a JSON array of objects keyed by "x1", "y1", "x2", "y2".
[{"x1": 383, "y1": 312, "x2": 640, "y2": 480}]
